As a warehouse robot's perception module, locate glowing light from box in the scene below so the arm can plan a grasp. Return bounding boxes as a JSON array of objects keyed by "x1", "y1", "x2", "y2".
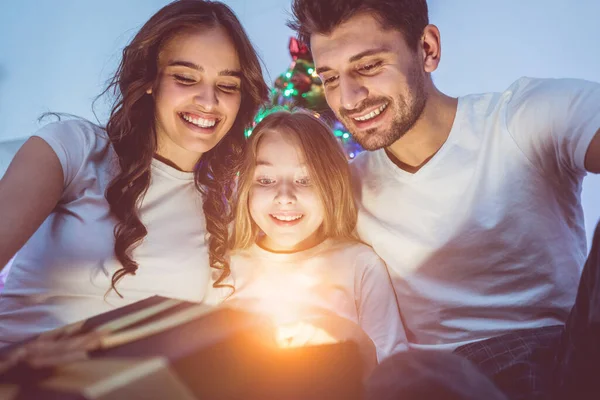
[{"x1": 275, "y1": 321, "x2": 338, "y2": 349}]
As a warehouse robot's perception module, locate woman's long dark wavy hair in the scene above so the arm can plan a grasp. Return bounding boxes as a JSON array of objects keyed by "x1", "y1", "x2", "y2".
[{"x1": 99, "y1": 0, "x2": 268, "y2": 296}]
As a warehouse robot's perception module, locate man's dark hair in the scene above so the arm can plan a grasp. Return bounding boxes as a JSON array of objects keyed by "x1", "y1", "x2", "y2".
[{"x1": 287, "y1": 0, "x2": 429, "y2": 50}]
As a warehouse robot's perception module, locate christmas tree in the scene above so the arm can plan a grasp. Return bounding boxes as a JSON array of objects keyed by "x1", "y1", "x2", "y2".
[{"x1": 247, "y1": 38, "x2": 364, "y2": 160}]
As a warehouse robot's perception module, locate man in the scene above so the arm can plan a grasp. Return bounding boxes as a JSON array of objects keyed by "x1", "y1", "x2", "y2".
[{"x1": 288, "y1": 1, "x2": 600, "y2": 399}]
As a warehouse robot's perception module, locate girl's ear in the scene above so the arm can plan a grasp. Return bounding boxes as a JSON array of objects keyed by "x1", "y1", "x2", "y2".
[{"x1": 146, "y1": 88, "x2": 153, "y2": 95}]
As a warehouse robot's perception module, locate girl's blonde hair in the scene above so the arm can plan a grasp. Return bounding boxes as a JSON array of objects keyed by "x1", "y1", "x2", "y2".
[{"x1": 232, "y1": 110, "x2": 358, "y2": 249}]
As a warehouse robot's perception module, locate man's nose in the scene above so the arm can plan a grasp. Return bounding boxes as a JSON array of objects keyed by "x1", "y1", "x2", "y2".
[{"x1": 339, "y1": 76, "x2": 368, "y2": 111}]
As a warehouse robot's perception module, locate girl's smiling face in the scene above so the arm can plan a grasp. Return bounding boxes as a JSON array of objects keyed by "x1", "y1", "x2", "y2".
[{"x1": 249, "y1": 130, "x2": 325, "y2": 253}]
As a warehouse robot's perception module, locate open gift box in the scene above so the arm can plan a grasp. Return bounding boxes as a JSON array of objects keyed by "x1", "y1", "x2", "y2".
[{"x1": 0, "y1": 296, "x2": 364, "y2": 399}]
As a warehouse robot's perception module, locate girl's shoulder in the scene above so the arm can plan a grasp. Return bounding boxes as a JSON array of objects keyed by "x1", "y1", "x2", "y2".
[{"x1": 325, "y1": 239, "x2": 383, "y2": 266}]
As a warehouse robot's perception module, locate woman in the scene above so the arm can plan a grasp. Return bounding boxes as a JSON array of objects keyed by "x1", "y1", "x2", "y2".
[{"x1": 0, "y1": 0, "x2": 268, "y2": 347}]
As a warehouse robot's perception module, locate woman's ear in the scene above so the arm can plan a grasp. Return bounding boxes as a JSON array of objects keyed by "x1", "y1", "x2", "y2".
[{"x1": 146, "y1": 88, "x2": 153, "y2": 95}]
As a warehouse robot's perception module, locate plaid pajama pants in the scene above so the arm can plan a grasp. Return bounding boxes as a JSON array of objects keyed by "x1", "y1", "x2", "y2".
[{"x1": 455, "y1": 220, "x2": 600, "y2": 400}]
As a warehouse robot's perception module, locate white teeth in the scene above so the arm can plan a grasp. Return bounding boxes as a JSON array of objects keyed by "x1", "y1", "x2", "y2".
[
  {"x1": 271, "y1": 214, "x2": 302, "y2": 221},
  {"x1": 354, "y1": 103, "x2": 388, "y2": 122},
  {"x1": 181, "y1": 113, "x2": 217, "y2": 128}
]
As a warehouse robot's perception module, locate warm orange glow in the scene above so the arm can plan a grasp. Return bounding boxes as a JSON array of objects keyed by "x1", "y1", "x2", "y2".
[{"x1": 275, "y1": 321, "x2": 338, "y2": 348}]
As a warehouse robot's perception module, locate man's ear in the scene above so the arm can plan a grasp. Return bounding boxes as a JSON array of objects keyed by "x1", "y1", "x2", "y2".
[{"x1": 421, "y1": 24, "x2": 441, "y2": 73}]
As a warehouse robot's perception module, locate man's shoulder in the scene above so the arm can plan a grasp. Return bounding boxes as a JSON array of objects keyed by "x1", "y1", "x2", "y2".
[
  {"x1": 464, "y1": 77, "x2": 564, "y2": 97},
  {"x1": 348, "y1": 150, "x2": 386, "y2": 192},
  {"x1": 349, "y1": 148, "x2": 373, "y2": 165},
  {"x1": 503, "y1": 76, "x2": 600, "y2": 110},
  {"x1": 474, "y1": 76, "x2": 600, "y2": 113},
  {"x1": 450, "y1": 78, "x2": 567, "y2": 130},
  {"x1": 457, "y1": 77, "x2": 563, "y2": 110},
  {"x1": 349, "y1": 149, "x2": 382, "y2": 174}
]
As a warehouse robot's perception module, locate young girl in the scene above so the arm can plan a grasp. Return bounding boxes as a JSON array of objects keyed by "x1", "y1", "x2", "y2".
[
  {"x1": 219, "y1": 110, "x2": 408, "y2": 363},
  {"x1": 0, "y1": 0, "x2": 268, "y2": 347}
]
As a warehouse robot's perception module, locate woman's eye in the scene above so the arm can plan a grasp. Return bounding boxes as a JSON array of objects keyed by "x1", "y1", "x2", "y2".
[
  {"x1": 219, "y1": 84, "x2": 241, "y2": 93},
  {"x1": 174, "y1": 74, "x2": 196, "y2": 85},
  {"x1": 296, "y1": 177, "x2": 311, "y2": 186}
]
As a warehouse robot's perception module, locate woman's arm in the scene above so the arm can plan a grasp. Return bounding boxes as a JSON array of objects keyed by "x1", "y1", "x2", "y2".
[{"x1": 0, "y1": 137, "x2": 63, "y2": 270}]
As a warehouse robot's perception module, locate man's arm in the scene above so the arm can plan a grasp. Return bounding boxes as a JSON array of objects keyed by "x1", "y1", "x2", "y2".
[{"x1": 585, "y1": 128, "x2": 600, "y2": 173}]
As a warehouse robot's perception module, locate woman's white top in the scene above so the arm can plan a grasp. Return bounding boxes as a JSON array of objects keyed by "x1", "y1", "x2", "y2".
[{"x1": 0, "y1": 120, "x2": 211, "y2": 346}]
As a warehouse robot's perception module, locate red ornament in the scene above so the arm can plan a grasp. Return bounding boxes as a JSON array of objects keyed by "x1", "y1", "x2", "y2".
[
  {"x1": 288, "y1": 37, "x2": 312, "y2": 61},
  {"x1": 291, "y1": 72, "x2": 312, "y2": 93}
]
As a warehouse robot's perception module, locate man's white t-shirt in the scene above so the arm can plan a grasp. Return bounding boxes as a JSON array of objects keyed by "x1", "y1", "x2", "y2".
[
  {"x1": 351, "y1": 77, "x2": 600, "y2": 350},
  {"x1": 0, "y1": 120, "x2": 212, "y2": 346},
  {"x1": 210, "y1": 239, "x2": 408, "y2": 361}
]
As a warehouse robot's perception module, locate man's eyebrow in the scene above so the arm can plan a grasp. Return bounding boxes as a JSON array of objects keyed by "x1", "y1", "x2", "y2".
[
  {"x1": 315, "y1": 66, "x2": 332, "y2": 75},
  {"x1": 348, "y1": 47, "x2": 391, "y2": 63},
  {"x1": 167, "y1": 61, "x2": 241, "y2": 77},
  {"x1": 315, "y1": 47, "x2": 392, "y2": 75}
]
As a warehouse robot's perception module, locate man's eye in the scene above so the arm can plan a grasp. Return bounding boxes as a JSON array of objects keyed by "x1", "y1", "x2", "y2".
[
  {"x1": 358, "y1": 61, "x2": 383, "y2": 72},
  {"x1": 174, "y1": 74, "x2": 196, "y2": 84},
  {"x1": 323, "y1": 76, "x2": 338, "y2": 86}
]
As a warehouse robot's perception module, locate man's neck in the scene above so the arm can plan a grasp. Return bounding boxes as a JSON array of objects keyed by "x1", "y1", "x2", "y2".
[{"x1": 386, "y1": 91, "x2": 458, "y2": 173}]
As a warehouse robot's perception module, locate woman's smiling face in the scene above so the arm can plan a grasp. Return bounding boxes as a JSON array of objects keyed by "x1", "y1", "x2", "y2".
[{"x1": 151, "y1": 26, "x2": 242, "y2": 170}]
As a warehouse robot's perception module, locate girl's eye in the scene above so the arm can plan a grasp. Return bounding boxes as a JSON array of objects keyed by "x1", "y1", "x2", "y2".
[
  {"x1": 296, "y1": 177, "x2": 311, "y2": 186},
  {"x1": 257, "y1": 178, "x2": 275, "y2": 185},
  {"x1": 358, "y1": 61, "x2": 383, "y2": 73},
  {"x1": 174, "y1": 74, "x2": 196, "y2": 85},
  {"x1": 219, "y1": 84, "x2": 241, "y2": 93}
]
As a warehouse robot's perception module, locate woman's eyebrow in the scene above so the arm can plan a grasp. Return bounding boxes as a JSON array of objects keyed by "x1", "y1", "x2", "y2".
[{"x1": 168, "y1": 60, "x2": 241, "y2": 77}]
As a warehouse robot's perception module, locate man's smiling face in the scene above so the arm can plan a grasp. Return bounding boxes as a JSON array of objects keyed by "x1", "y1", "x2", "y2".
[{"x1": 311, "y1": 12, "x2": 428, "y2": 150}]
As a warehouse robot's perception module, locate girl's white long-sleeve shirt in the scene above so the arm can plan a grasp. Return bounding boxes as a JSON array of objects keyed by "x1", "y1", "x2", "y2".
[{"x1": 210, "y1": 239, "x2": 408, "y2": 361}]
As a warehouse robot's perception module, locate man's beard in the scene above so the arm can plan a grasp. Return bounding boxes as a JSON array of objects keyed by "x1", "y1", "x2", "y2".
[{"x1": 338, "y1": 66, "x2": 427, "y2": 151}]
